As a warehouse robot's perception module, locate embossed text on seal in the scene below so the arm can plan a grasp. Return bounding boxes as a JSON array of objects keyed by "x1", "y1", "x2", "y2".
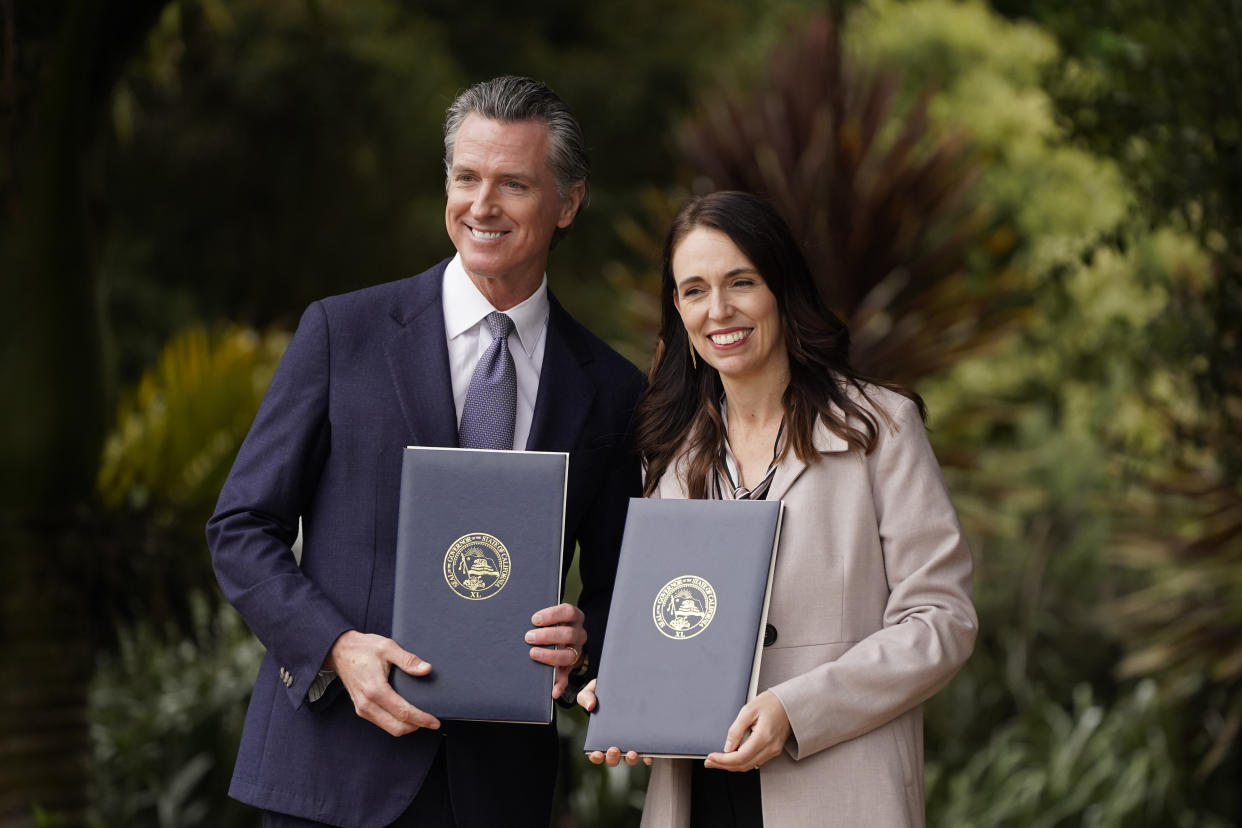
[
  {"x1": 653, "y1": 575, "x2": 717, "y2": 639},
  {"x1": 444, "y1": 532, "x2": 511, "y2": 600}
]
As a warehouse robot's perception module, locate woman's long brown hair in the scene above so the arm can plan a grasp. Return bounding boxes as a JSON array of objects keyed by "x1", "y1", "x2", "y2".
[{"x1": 637, "y1": 191, "x2": 924, "y2": 498}]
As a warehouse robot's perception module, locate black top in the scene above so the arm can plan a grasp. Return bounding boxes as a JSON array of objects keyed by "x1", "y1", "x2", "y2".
[
  {"x1": 691, "y1": 762, "x2": 763, "y2": 828},
  {"x1": 690, "y1": 412, "x2": 780, "y2": 828}
]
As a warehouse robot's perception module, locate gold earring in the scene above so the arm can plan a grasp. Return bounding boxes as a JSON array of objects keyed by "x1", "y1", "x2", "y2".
[{"x1": 690, "y1": 347, "x2": 698, "y2": 370}]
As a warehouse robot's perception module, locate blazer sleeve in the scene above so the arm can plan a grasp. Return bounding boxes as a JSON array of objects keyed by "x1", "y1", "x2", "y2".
[
  {"x1": 206, "y1": 302, "x2": 354, "y2": 709},
  {"x1": 768, "y1": 396, "x2": 978, "y2": 760}
]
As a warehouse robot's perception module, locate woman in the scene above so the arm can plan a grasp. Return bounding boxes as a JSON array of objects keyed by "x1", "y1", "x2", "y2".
[{"x1": 578, "y1": 191, "x2": 977, "y2": 827}]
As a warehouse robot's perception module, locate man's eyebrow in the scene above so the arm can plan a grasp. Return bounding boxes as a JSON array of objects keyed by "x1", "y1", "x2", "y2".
[
  {"x1": 497, "y1": 169, "x2": 537, "y2": 183},
  {"x1": 448, "y1": 164, "x2": 536, "y2": 184}
]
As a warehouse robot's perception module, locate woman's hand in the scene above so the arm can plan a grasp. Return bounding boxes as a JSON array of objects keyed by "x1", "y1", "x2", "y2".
[
  {"x1": 703, "y1": 690, "x2": 791, "y2": 772},
  {"x1": 576, "y1": 677, "x2": 600, "y2": 713},
  {"x1": 577, "y1": 679, "x2": 652, "y2": 767}
]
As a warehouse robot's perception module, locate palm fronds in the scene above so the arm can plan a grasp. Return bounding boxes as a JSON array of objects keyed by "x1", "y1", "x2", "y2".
[{"x1": 92, "y1": 322, "x2": 288, "y2": 637}]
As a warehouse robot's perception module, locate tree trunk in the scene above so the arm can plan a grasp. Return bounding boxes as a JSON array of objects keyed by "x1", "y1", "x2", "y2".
[
  {"x1": 0, "y1": 529, "x2": 95, "y2": 826},
  {"x1": 0, "y1": 1, "x2": 169, "y2": 823}
]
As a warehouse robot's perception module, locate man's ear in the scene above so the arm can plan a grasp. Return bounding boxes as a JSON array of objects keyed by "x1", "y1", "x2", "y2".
[{"x1": 557, "y1": 181, "x2": 587, "y2": 228}]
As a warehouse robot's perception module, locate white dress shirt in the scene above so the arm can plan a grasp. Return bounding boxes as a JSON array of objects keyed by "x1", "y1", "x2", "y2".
[{"x1": 442, "y1": 253, "x2": 549, "y2": 451}]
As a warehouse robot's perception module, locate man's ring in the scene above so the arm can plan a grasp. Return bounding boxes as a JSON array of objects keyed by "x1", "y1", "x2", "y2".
[{"x1": 566, "y1": 645, "x2": 579, "y2": 663}]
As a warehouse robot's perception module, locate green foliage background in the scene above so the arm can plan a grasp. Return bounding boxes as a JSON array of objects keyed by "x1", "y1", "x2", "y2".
[{"x1": 3, "y1": 0, "x2": 1239, "y2": 825}]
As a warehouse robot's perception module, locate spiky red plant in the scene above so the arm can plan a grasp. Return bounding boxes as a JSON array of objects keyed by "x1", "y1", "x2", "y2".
[{"x1": 679, "y1": 12, "x2": 1026, "y2": 385}]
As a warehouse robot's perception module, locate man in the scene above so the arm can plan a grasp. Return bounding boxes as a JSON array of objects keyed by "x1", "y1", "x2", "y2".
[{"x1": 208, "y1": 76, "x2": 644, "y2": 828}]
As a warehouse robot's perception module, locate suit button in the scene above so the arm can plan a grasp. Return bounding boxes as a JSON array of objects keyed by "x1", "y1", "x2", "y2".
[{"x1": 763, "y1": 624, "x2": 777, "y2": 647}]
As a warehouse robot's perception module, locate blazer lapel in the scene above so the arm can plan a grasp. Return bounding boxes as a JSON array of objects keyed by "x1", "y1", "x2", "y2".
[
  {"x1": 767, "y1": 416, "x2": 850, "y2": 502},
  {"x1": 526, "y1": 296, "x2": 595, "y2": 452},
  {"x1": 383, "y1": 263, "x2": 460, "y2": 447}
]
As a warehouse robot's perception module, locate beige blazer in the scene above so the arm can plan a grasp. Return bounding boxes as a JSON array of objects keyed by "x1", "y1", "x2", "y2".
[{"x1": 640, "y1": 385, "x2": 977, "y2": 827}]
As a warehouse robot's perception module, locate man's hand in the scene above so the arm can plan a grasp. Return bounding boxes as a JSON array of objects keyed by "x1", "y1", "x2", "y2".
[
  {"x1": 703, "y1": 690, "x2": 791, "y2": 773},
  {"x1": 327, "y1": 630, "x2": 441, "y2": 737},
  {"x1": 524, "y1": 602, "x2": 586, "y2": 699}
]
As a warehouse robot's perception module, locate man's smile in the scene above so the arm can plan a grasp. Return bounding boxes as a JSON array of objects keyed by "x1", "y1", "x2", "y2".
[{"x1": 468, "y1": 226, "x2": 507, "y2": 241}]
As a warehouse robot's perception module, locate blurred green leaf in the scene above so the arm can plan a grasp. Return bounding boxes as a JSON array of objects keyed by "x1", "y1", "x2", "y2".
[
  {"x1": 97, "y1": 323, "x2": 288, "y2": 515},
  {"x1": 90, "y1": 322, "x2": 287, "y2": 641},
  {"x1": 928, "y1": 681, "x2": 1230, "y2": 827},
  {"x1": 90, "y1": 594, "x2": 263, "y2": 828}
]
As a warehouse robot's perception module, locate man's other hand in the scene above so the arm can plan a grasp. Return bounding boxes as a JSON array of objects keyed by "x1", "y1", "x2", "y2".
[
  {"x1": 327, "y1": 630, "x2": 441, "y2": 737},
  {"x1": 524, "y1": 602, "x2": 586, "y2": 699}
]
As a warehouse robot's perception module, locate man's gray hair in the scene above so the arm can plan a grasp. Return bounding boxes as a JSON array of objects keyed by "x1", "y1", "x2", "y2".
[{"x1": 444, "y1": 76, "x2": 590, "y2": 245}]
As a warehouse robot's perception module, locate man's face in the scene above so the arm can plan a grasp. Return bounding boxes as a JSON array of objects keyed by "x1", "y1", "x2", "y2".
[{"x1": 445, "y1": 114, "x2": 583, "y2": 304}]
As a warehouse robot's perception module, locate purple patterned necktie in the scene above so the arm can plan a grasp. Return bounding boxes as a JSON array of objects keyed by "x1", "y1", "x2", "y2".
[{"x1": 458, "y1": 311, "x2": 517, "y2": 450}]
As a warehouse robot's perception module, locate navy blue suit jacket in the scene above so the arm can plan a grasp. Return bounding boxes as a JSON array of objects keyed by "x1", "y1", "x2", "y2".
[{"x1": 208, "y1": 260, "x2": 644, "y2": 827}]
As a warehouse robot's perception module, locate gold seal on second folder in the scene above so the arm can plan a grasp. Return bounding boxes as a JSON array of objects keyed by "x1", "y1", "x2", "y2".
[
  {"x1": 444, "y1": 532, "x2": 511, "y2": 600},
  {"x1": 653, "y1": 575, "x2": 717, "y2": 639}
]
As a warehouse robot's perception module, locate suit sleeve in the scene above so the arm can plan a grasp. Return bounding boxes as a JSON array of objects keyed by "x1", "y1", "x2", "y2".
[
  {"x1": 207, "y1": 302, "x2": 354, "y2": 710},
  {"x1": 574, "y1": 367, "x2": 646, "y2": 678},
  {"x1": 768, "y1": 397, "x2": 978, "y2": 759}
]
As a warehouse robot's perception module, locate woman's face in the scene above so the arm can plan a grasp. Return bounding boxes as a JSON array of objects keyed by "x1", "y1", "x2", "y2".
[{"x1": 671, "y1": 227, "x2": 787, "y2": 385}]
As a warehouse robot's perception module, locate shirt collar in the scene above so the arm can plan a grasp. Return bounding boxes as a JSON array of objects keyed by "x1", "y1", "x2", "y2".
[{"x1": 442, "y1": 253, "x2": 549, "y2": 359}]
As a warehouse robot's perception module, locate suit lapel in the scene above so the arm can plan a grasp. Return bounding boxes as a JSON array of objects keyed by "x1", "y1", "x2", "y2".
[
  {"x1": 526, "y1": 296, "x2": 595, "y2": 452},
  {"x1": 383, "y1": 262, "x2": 460, "y2": 447}
]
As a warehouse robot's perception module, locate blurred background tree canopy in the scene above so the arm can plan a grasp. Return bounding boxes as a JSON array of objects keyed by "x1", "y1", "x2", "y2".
[{"x1": 1, "y1": 0, "x2": 1238, "y2": 825}]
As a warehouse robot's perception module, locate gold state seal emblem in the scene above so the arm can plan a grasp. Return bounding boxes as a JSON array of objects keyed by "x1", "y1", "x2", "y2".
[
  {"x1": 653, "y1": 575, "x2": 717, "y2": 639},
  {"x1": 443, "y1": 533, "x2": 511, "y2": 600}
]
